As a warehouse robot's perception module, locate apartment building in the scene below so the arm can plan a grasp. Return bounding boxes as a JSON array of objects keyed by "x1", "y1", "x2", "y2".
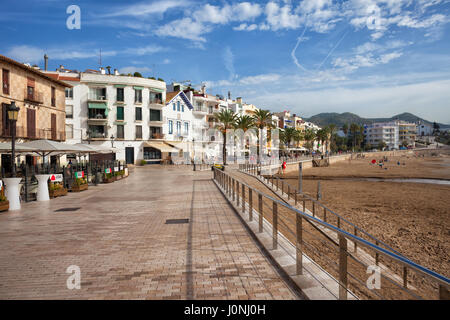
[
  {"x1": 46, "y1": 67, "x2": 166, "y2": 164},
  {"x1": 364, "y1": 122, "x2": 399, "y2": 150},
  {"x1": 364, "y1": 120, "x2": 416, "y2": 149},
  {"x1": 0, "y1": 54, "x2": 69, "y2": 167},
  {"x1": 416, "y1": 122, "x2": 433, "y2": 137}
]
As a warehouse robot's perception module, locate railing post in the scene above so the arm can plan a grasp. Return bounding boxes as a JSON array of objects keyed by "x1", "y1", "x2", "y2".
[
  {"x1": 298, "y1": 162, "x2": 303, "y2": 194},
  {"x1": 258, "y1": 194, "x2": 263, "y2": 233},
  {"x1": 303, "y1": 200, "x2": 306, "y2": 212},
  {"x1": 249, "y1": 189, "x2": 253, "y2": 221},
  {"x1": 403, "y1": 267, "x2": 408, "y2": 288},
  {"x1": 281, "y1": 181, "x2": 284, "y2": 195},
  {"x1": 287, "y1": 184, "x2": 290, "y2": 200},
  {"x1": 323, "y1": 207, "x2": 327, "y2": 222},
  {"x1": 273, "y1": 201, "x2": 278, "y2": 250},
  {"x1": 241, "y1": 184, "x2": 245, "y2": 213},
  {"x1": 236, "y1": 181, "x2": 240, "y2": 206},
  {"x1": 296, "y1": 214, "x2": 303, "y2": 275},
  {"x1": 232, "y1": 178, "x2": 235, "y2": 202},
  {"x1": 339, "y1": 234, "x2": 348, "y2": 300},
  {"x1": 354, "y1": 227, "x2": 358, "y2": 253},
  {"x1": 294, "y1": 190, "x2": 298, "y2": 206},
  {"x1": 375, "y1": 241, "x2": 379, "y2": 266}
]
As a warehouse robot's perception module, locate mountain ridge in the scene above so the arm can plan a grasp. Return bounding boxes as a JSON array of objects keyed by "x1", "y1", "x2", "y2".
[{"x1": 304, "y1": 112, "x2": 450, "y2": 129}]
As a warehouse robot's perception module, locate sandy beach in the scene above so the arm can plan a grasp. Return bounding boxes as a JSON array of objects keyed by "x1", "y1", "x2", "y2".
[{"x1": 279, "y1": 149, "x2": 450, "y2": 278}]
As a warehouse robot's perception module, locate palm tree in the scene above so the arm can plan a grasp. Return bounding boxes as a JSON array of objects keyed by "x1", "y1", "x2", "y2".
[
  {"x1": 342, "y1": 123, "x2": 349, "y2": 136},
  {"x1": 293, "y1": 129, "x2": 304, "y2": 148},
  {"x1": 251, "y1": 109, "x2": 273, "y2": 162},
  {"x1": 349, "y1": 123, "x2": 360, "y2": 152},
  {"x1": 234, "y1": 115, "x2": 255, "y2": 160},
  {"x1": 304, "y1": 128, "x2": 316, "y2": 153},
  {"x1": 327, "y1": 124, "x2": 337, "y2": 154},
  {"x1": 316, "y1": 128, "x2": 328, "y2": 154},
  {"x1": 214, "y1": 109, "x2": 237, "y2": 165},
  {"x1": 281, "y1": 127, "x2": 297, "y2": 149}
]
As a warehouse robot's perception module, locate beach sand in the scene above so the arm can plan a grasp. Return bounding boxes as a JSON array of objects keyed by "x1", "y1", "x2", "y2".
[{"x1": 279, "y1": 150, "x2": 450, "y2": 278}]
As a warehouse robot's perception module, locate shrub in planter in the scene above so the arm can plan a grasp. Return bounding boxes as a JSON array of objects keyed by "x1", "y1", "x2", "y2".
[
  {"x1": 140, "y1": 160, "x2": 146, "y2": 166},
  {"x1": 49, "y1": 182, "x2": 68, "y2": 198},
  {"x1": 103, "y1": 172, "x2": 115, "y2": 183},
  {"x1": 0, "y1": 192, "x2": 9, "y2": 212},
  {"x1": 71, "y1": 178, "x2": 88, "y2": 192}
]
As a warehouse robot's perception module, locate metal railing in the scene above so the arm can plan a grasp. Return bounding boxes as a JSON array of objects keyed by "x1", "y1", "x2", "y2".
[{"x1": 217, "y1": 167, "x2": 450, "y2": 300}]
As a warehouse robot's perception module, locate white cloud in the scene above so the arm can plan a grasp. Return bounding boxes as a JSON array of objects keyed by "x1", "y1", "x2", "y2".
[
  {"x1": 119, "y1": 66, "x2": 151, "y2": 74},
  {"x1": 101, "y1": 0, "x2": 189, "y2": 17},
  {"x1": 126, "y1": 45, "x2": 166, "y2": 56},
  {"x1": 155, "y1": 18, "x2": 210, "y2": 42},
  {"x1": 162, "y1": 58, "x2": 170, "y2": 64},
  {"x1": 332, "y1": 51, "x2": 403, "y2": 72},
  {"x1": 233, "y1": 23, "x2": 258, "y2": 31},
  {"x1": 239, "y1": 73, "x2": 281, "y2": 85},
  {"x1": 6, "y1": 45, "x2": 116, "y2": 64},
  {"x1": 194, "y1": 2, "x2": 262, "y2": 24},
  {"x1": 223, "y1": 46, "x2": 235, "y2": 80},
  {"x1": 265, "y1": 2, "x2": 302, "y2": 31}
]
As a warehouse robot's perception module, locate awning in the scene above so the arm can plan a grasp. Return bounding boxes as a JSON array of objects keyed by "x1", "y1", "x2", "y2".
[
  {"x1": 114, "y1": 84, "x2": 127, "y2": 88},
  {"x1": 114, "y1": 121, "x2": 127, "y2": 125},
  {"x1": 143, "y1": 141, "x2": 179, "y2": 153},
  {"x1": 133, "y1": 86, "x2": 144, "y2": 90},
  {"x1": 88, "y1": 102, "x2": 107, "y2": 109},
  {"x1": 149, "y1": 88, "x2": 164, "y2": 93}
]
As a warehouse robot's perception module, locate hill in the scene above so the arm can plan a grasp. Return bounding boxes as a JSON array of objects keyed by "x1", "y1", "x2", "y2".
[{"x1": 305, "y1": 112, "x2": 450, "y2": 129}]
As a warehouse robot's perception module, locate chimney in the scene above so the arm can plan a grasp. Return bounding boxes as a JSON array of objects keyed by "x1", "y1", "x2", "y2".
[
  {"x1": 106, "y1": 66, "x2": 111, "y2": 75},
  {"x1": 44, "y1": 54, "x2": 48, "y2": 71},
  {"x1": 114, "y1": 69, "x2": 120, "y2": 76},
  {"x1": 201, "y1": 84, "x2": 206, "y2": 95},
  {"x1": 100, "y1": 67, "x2": 105, "y2": 75}
]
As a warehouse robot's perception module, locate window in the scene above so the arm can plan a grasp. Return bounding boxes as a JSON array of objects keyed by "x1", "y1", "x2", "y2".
[
  {"x1": 150, "y1": 126, "x2": 162, "y2": 139},
  {"x1": 65, "y1": 87, "x2": 73, "y2": 99},
  {"x1": 117, "y1": 106, "x2": 124, "y2": 121},
  {"x1": 65, "y1": 105, "x2": 73, "y2": 118},
  {"x1": 135, "y1": 89, "x2": 142, "y2": 103},
  {"x1": 117, "y1": 125, "x2": 124, "y2": 139},
  {"x1": 89, "y1": 87, "x2": 106, "y2": 100},
  {"x1": 116, "y1": 88, "x2": 124, "y2": 102},
  {"x1": 27, "y1": 86, "x2": 35, "y2": 100},
  {"x1": 176, "y1": 121, "x2": 181, "y2": 135},
  {"x1": 168, "y1": 120, "x2": 173, "y2": 134},
  {"x1": 51, "y1": 86, "x2": 56, "y2": 106},
  {"x1": 182, "y1": 104, "x2": 184, "y2": 112},
  {"x1": 149, "y1": 91, "x2": 162, "y2": 104},
  {"x1": 135, "y1": 107, "x2": 142, "y2": 121},
  {"x1": 136, "y1": 125, "x2": 142, "y2": 139},
  {"x1": 2, "y1": 69, "x2": 9, "y2": 95},
  {"x1": 150, "y1": 109, "x2": 161, "y2": 121},
  {"x1": 65, "y1": 124, "x2": 74, "y2": 139},
  {"x1": 184, "y1": 122, "x2": 189, "y2": 135},
  {"x1": 144, "y1": 147, "x2": 161, "y2": 160},
  {"x1": 173, "y1": 103, "x2": 176, "y2": 111},
  {"x1": 177, "y1": 101, "x2": 180, "y2": 112}
]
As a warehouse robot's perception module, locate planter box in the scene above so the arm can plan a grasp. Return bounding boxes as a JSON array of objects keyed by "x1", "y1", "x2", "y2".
[
  {"x1": 49, "y1": 188, "x2": 68, "y2": 198},
  {"x1": 115, "y1": 175, "x2": 123, "y2": 180},
  {"x1": 71, "y1": 184, "x2": 88, "y2": 192},
  {"x1": 0, "y1": 201, "x2": 9, "y2": 212},
  {"x1": 103, "y1": 177, "x2": 115, "y2": 184}
]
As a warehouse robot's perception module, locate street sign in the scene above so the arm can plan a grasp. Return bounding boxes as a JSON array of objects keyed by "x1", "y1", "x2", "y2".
[{"x1": 105, "y1": 168, "x2": 111, "y2": 174}]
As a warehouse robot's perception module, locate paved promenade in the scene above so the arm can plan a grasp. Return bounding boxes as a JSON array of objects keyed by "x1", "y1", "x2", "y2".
[{"x1": 0, "y1": 167, "x2": 299, "y2": 299}]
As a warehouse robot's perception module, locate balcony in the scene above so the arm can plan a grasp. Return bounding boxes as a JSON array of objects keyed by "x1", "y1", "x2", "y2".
[
  {"x1": 1, "y1": 125, "x2": 65, "y2": 141},
  {"x1": 150, "y1": 133, "x2": 165, "y2": 140},
  {"x1": 149, "y1": 98, "x2": 165, "y2": 106},
  {"x1": 24, "y1": 89, "x2": 43, "y2": 104},
  {"x1": 193, "y1": 106, "x2": 208, "y2": 115},
  {"x1": 88, "y1": 93, "x2": 107, "y2": 102}
]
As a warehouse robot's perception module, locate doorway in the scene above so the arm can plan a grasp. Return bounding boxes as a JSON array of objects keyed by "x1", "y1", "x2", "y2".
[{"x1": 125, "y1": 147, "x2": 134, "y2": 164}]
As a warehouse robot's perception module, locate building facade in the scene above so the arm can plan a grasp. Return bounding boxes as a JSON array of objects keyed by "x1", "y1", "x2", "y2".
[
  {"x1": 0, "y1": 54, "x2": 69, "y2": 168},
  {"x1": 46, "y1": 68, "x2": 166, "y2": 164}
]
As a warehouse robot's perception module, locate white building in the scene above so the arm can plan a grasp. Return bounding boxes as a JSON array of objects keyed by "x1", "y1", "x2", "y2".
[
  {"x1": 416, "y1": 122, "x2": 433, "y2": 137},
  {"x1": 46, "y1": 67, "x2": 166, "y2": 164},
  {"x1": 364, "y1": 122, "x2": 399, "y2": 150}
]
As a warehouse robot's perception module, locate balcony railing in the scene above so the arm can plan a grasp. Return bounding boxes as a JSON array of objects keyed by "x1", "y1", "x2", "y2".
[
  {"x1": 150, "y1": 133, "x2": 164, "y2": 139},
  {"x1": 1, "y1": 125, "x2": 65, "y2": 141},
  {"x1": 149, "y1": 98, "x2": 164, "y2": 105},
  {"x1": 24, "y1": 89, "x2": 43, "y2": 104},
  {"x1": 88, "y1": 94, "x2": 107, "y2": 101}
]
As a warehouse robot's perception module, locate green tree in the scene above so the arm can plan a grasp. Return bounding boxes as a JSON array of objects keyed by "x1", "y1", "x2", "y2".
[
  {"x1": 342, "y1": 123, "x2": 349, "y2": 136},
  {"x1": 133, "y1": 72, "x2": 143, "y2": 77},
  {"x1": 214, "y1": 109, "x2": 237, "y2": 165},
  {"x1": 304, "y1": 128, "x2": 316, "y2": 153},
  {"x1": 251, "y1": 109, "x2": 273, "y2": 162}
]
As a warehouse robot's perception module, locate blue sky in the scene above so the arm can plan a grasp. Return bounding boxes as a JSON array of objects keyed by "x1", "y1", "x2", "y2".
[{"x1": 1, "y1": 0, "x2": 450, "y2": 123}]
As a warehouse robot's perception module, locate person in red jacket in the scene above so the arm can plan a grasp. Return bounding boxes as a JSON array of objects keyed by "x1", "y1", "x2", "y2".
[{"x1": 282, "y1": 161, "x2": 287, "y2": 174}]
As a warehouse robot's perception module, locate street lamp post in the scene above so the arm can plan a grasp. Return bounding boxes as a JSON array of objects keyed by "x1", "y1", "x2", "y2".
[
  {"x1": 7, "y1": 101, "x2": 20, "y2": 177},
  {"x1": 110, "y1": 134, "x2": 115, "y2": 148}
]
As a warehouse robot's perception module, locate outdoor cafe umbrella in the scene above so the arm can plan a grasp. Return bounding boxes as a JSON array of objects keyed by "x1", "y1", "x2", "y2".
[
  {"x1": 18, "y1": 139, "x2": 84, "y2": 161},
  {"x1": 0, "y1": 142, "x2": 36, "y2": 154}
]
